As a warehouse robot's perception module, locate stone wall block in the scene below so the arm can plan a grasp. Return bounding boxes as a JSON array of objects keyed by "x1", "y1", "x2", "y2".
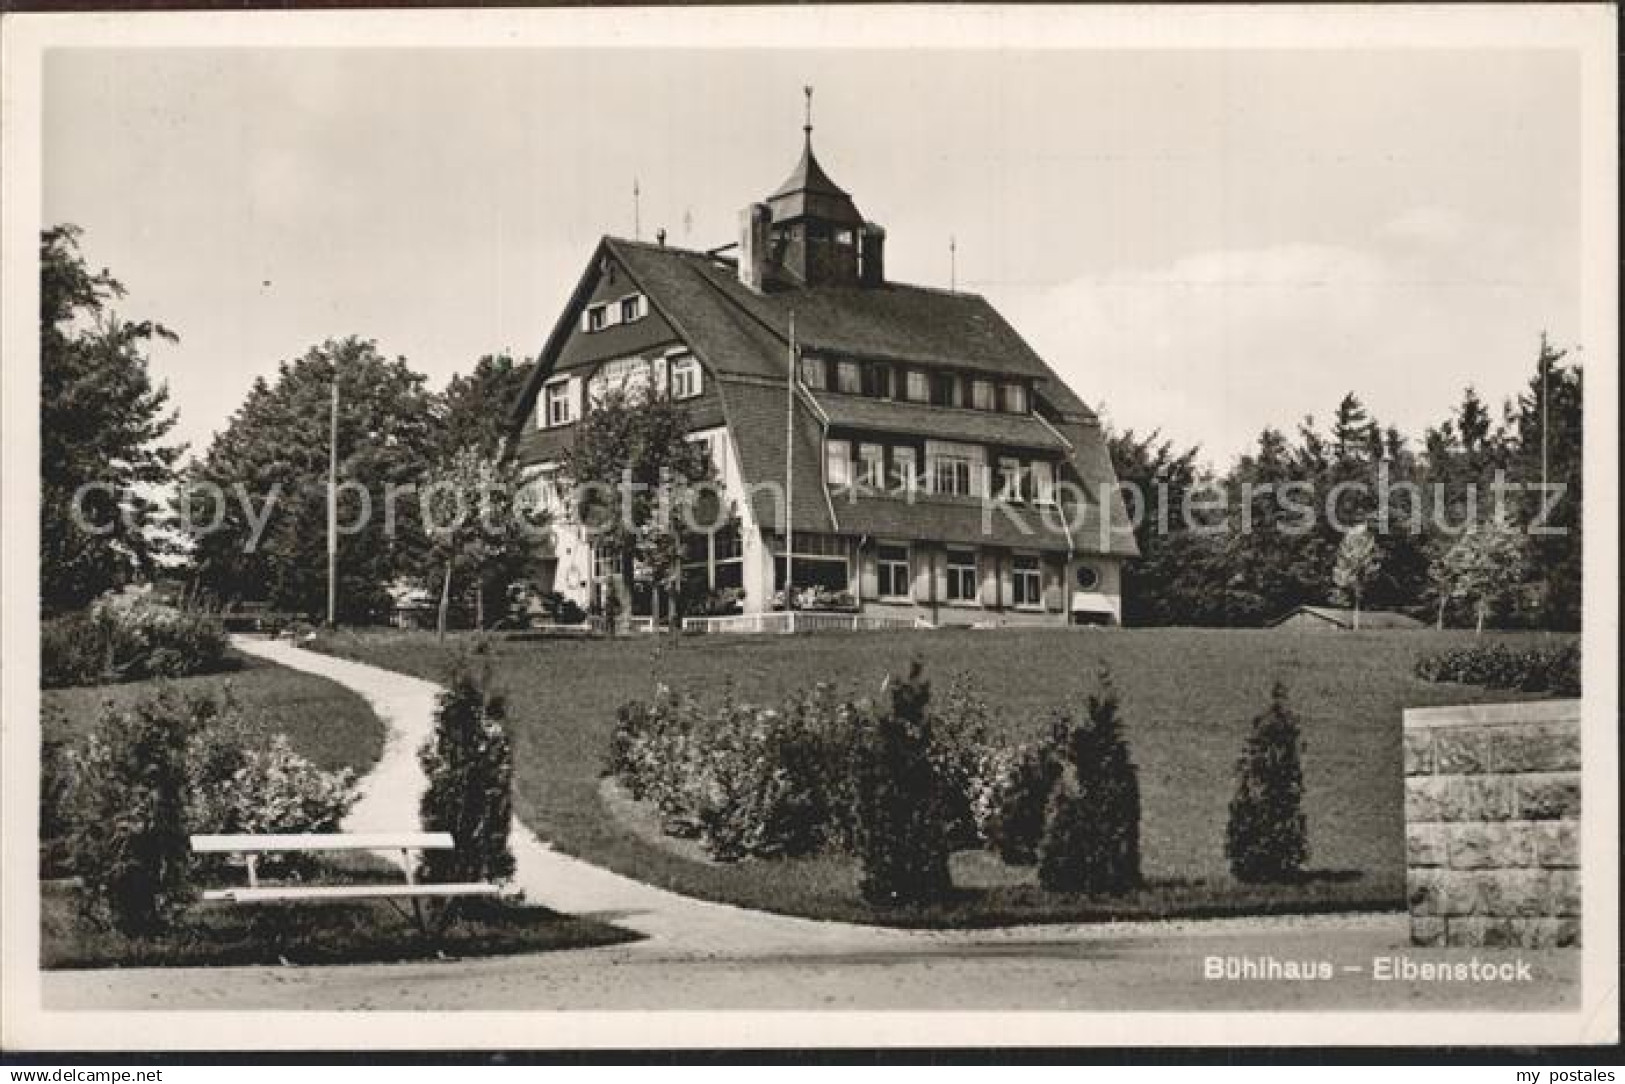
[
  {"x1": 1447, "y1": 823, "x2": 1538, "y2": 870},
  {"x1": 1434, "y1": 727, "x2": 1492, "y2": 775},
  {"x1": 1409, "y1": 917, "x2": 1446, "y2": 947},
  {"x1": 1490, "y1": 722, "x2": 1581, "y2": 774},
  {"x1": 1535, "y1": 821, "x2": 1580, "y2": 869},
  {"x1": 1406, "y1": 823, "x2": 1447, "y2": 868},
  {"x1": 1513, "y1": 773, "x2": 1581, "y2": 820},
  {"x1": 1403, "y1": 729, "x2": 1435, "y2": 777}
]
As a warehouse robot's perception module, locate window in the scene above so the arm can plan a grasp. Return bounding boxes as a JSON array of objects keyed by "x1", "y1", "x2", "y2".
[
  {"x1": 1030, "y1": 460, "x2": 1056, "y2": 505},
  {"x1": 585, "y1": 304, "x2": 608, "y2": 332},
  {"x1": 543, "y1": 379, "x2": 577, "y2": 427},
  {"x1": 930, "y1": 372, "x2": 959, "y2": 408},
  {"x1": 926, "y1": 440, "x2": 985, "y2": 497},
  {"x1": 1012, "y1": 554, "x2": 1042, "y2": 608},
  {"x1": 825, "y1": 439, "x2": 852, "y2": 488},
  {"x1": 835, "y1": 228, "x2": 855, "y2": 246},
  {"x1": 619, "y1": 295, "x2": 646, "y2": 323},
  {"x1": 997, "y1": 456, "x2": 1023, "y2": 502},
  {"x1": 835, "y1": 360, "x2": 862, "y2": 394},
  {"x1": 589, "y1": 356, "x2": 651, "y2": 403},
  {"x1": 905, "y1": 370, "x2": 929, "y2": 403},
  {"x1": 1003, "y1": 382, "x2": 1029, "y2": 414},
  {"x1": 800, "y1": 355, "x2": 827, "y2": 390},
  {"x1": 670, "y1": 355, "x2": 702, "y2": 400},
  {"x1": 877, "y1": 544, "x2": 911, "y2": 600},
  {"x1": 972, "y1": 379, "x2": 997, "y2": 411},
  {"x1": 861, "y1": 363, "x2": 890, "y2": 399},
  {"x1": 890, "y1": 446, "x2": 919, "y2": 493},
  {"x1": 774, "y1": 532, "x2": 851, "y2": 594},
  {"x1": 946, "y1": 549, "x2": 978, "y2": 603},
  {"x1": 856, "y1": 443, "x2": 885, "y2": 489},
  {"x1": 1075, "y1": 564, "x2": 1101, "y2": 590}
]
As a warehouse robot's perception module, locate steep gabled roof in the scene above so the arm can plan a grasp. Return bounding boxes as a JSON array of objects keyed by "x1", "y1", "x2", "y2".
[{"x1": 1270, "y1": 605, "x2": 1426, "y2": 629}]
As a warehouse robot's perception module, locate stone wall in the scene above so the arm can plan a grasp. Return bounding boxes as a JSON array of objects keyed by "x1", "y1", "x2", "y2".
[{"x1": 1404, "y1": 699, "x2": 1581, "y2": 948}]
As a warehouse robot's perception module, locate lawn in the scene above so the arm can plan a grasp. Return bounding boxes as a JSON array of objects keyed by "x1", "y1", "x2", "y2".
[
  {"x1": 309, "y1": 626, "x2": 1572, "y2": 926},
  {"x1": 41, "y1": 649, "x2": 386, "y2": 774}
]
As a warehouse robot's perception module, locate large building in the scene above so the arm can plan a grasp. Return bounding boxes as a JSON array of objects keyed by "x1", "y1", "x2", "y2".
[{"x1": 510, "y1": 124, "x2": 1138, "y2": 627}]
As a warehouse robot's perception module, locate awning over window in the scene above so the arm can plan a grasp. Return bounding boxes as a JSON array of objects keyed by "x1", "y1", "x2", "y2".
[{"x1": 1070, "y1": 591, "x2": 1117, "y2": 615}]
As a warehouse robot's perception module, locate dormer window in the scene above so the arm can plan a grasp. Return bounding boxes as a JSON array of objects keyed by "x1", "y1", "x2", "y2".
[
  {"x1": 971, "y1": 379, "x2": 997, "y2": 411},
  {"x1": 835, "y1": 360, "x2": 862, "y2": 395},
  {"x1": 800, "y1": 355, "x2": 827, "y2": 390},
  {"x1": 904, "y1": 370, "x2": 929, "y2": 403},
  {"x1": 1003, "y1": 382, "x2": 1029, "y2": 414}
]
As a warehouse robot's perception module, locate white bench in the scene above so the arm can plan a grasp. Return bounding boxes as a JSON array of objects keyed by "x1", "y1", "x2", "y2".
[{"x1": 190, "y1": 831, "x2": 503, "y2": 908}]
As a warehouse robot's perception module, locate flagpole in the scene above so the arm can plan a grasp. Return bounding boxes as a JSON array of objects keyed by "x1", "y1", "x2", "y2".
[
  {"x1": 785, "y1": 312, "x2": 797, "y2": 613},
  {"x1": 327, "y1": 371, "x2": 339, "y2": 627}
]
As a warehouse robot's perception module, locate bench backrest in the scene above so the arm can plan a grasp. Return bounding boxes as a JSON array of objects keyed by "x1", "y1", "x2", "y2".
[{"x1": 190, "y1": 831, "x2": 455, "y2": 855}]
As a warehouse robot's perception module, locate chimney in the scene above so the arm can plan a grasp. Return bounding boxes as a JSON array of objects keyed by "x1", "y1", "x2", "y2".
[
  {"x1": 738, "y1": 202, "x2": 773, "y2": 291},
  {"x1": 859, "y1": 222, "x2": 886, "y2": 287}
]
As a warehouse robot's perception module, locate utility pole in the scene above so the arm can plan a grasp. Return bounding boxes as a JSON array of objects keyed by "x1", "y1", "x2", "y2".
[
  {"x1": 784, "y1": 312, "x2": 797, "y2": 612},
  {"x1": 327, "y1": 371, "x2": 339, "y2": 627},
  {"x1": 1540, "y1": 332, "x2": 1550, "y2": 495}
]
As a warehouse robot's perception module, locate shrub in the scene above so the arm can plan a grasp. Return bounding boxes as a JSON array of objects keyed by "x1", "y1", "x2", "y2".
[
  {"x1": 932, "y1": 673, "x2": 995, "y2": 849},
  {"x1": 1038, "y1": 672, "x2": 1142, "y2": 894},
  {"x1": 65, "y1": 687, "x2": 200, "y2": 935},
  {"x1": 852, "y1": 663, "x2": 953, "y2": 907},
  {"x1": 40, "y1": 733, "x2": 76, "y2": 878},
  {"x1": 42, "y1": 596, "x2": 229, "y2": 689},
  {"x1": 188, "y1": 691, "x2": 357, "y2": 878},
  {"x1": 1225, "y1": 681, "x2": 1310, "y2": 883},
  {"x1": 1414, "y1": 641, "x2": 1580, "y2": 696},
  {"x1": 981, "y1": 723, "x2": 1066, "y2": 866},
  {"x1": 41, "y1": 614, "x2": 111, "y2": 688},
  {"x1": 419, "y1": 659, "x2": 516, "y2": 885}
]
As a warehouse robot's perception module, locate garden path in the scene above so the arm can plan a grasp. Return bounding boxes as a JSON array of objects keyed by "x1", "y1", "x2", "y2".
[{"x1": 233, "y1": 635, "x2": 922, "y2": 953}]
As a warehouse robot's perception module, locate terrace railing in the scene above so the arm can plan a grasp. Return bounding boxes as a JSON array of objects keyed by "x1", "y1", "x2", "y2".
[{"x1": 680, "y1": 612, "x2": 935, "y2": 635}]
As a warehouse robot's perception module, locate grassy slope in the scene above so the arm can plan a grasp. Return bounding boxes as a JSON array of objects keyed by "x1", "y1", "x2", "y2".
[
  {"x1": 310, "y1": 627, "x2": 1569, "y2": 925},
  {"x1": 41, "y1": 650, "x2": 386, "y2": 774}
]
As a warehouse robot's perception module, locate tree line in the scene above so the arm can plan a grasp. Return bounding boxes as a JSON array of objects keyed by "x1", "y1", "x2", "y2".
[{"x1": 40, "y1": 223, "x2": 1582, "y2": 631}]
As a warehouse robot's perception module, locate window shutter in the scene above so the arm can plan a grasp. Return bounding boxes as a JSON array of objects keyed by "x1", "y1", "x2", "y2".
[
  {"x1": 859, "y1": 546, "x2": 879, "y2": 601},
  {"x1": 978, "y1": 550, "x2": 999, "y2": 607},
  {"x1": 652, "y1": 356, "x2": 669, "y2": 394},
  {"x1": 913, "y1": 544, "x2": 934, "y2": 603},
  {"x1": 605, "y1": 304, "x2": 622, "y2": 328},
  {"x1": 568, "y1": 375, "x2": 584, "y2": 419},
  {"x1": 580, "y1": 309, "x2": 592, "y2": 332},
  {"x1": 1043, "y1": 556, "x2": 1064, "y2": 611}
]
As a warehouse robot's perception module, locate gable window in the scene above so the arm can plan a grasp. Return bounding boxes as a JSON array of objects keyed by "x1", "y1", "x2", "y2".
[
  {"x1": 835, "y1": 360, "x2": 862, "y2": 395},
  {"x1": 972, "y1": 379, "x2": 997, "y2": 411},
  {"x1": 620, "y1": 295, "x2": 646, "y2": 323},
  {"x1": 584, "y1": 304, "x2": 609, "y2": 332},
  {"x1": 1012, "y1": 554, "x2": 1042, "y2": 608},
  {"x1": 877, "y1": 544, "x2": 911, "y2": 600},
  {"x1": 930, "y1": 372, "x2": 959, "y2": 408},
  {"x1": 905, "y1": 370, "x2": 929, "y2": 403},
  {"x1": 946, "y1": 549, "x2": 978, "y2": 603},
  {"x1": 825, "y1": 439, "x2": 852, "y2": 488},
  {"x1": 861, "y1": 362, "x2": 891, "y2": 399},
  {"x1": 856, "y1": 443, "x2": 885, "y2": 489},
  {"x1": 926, "y1": 439, "x2": 984, "y2": 498},
  {"x1": 589, "y1": 356, "x2": 651, "y2": 403},
  {"x1": 670, "y1": 355, "x2": 702, "y2": 400},
  {"x1": 1003, "y1": 382, "x2": 1029, "y2": 414},
  {"x1": 800, "y1": 355, "x2": 827, "y2": 390},
  {"x1": 542, "y1": 379, "x2": 577, "y2": 428},
  {"x1": 890, "y1": 446, "x2": 919, "y2": 494},
  {"x1": 1030, "y1": 460, "x2": 1057, "y2": 505}
]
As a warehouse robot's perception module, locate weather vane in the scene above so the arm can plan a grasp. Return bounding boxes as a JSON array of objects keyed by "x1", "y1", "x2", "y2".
[{"x1": 803, "y1": 85, "x2": 814, "y2": 140}]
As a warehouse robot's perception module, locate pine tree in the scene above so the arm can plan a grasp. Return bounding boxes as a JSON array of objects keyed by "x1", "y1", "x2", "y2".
[
  {"x1": 852, "y1": 663, "x2": 952, "y2": 907},
  {"x1": 1225, "y1": 682, "x2": 1309, "y2": 883},
  {"x1": 419, "y1": 658, "x2": 516, "y2": 886},
  {"x1": 1038, "y1": 670, "x2": 1142, "y2": 894}
]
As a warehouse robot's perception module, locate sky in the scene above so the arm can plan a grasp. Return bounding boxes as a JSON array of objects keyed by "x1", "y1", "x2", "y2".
[{"x1": 44, "y1": 46, "x2": 1580, "y2": 468}]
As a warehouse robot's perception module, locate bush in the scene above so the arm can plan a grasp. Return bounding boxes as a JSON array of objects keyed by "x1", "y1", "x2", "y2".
[
  {"x1": 980, "y1": 723, "x2": 1066, "y2": 866},
  {"x1": 41, "y1": 614, "x2": 111, "y2": 688},
  {"x1": 852, "y1": 663, "x2": 953, "y2": 907},
  {"x1": 1414, "y1": 641, "x2": 1580, "y2": 696},
  {"x1": 65, "y1": 688, "x2": 200, "y2": 935},
  {"x1": 42, "y1": 595, "x2": 229, "y2": 689},
  {"x1": 40, "y1": 733, "x2": 76, "y2": 878},
  {"x1": 1225, "y1": 681, "x2": 1310, "y2": 883},
  {"x1": 188, "y1": 691, "x2": 358, "y2": 877},
  {"x1": 419, "y1": 659, "x2": 516, "y2": 885},
  {"x1": 1037, "y1": 672, "x2": 1142, "y2": 894}
]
